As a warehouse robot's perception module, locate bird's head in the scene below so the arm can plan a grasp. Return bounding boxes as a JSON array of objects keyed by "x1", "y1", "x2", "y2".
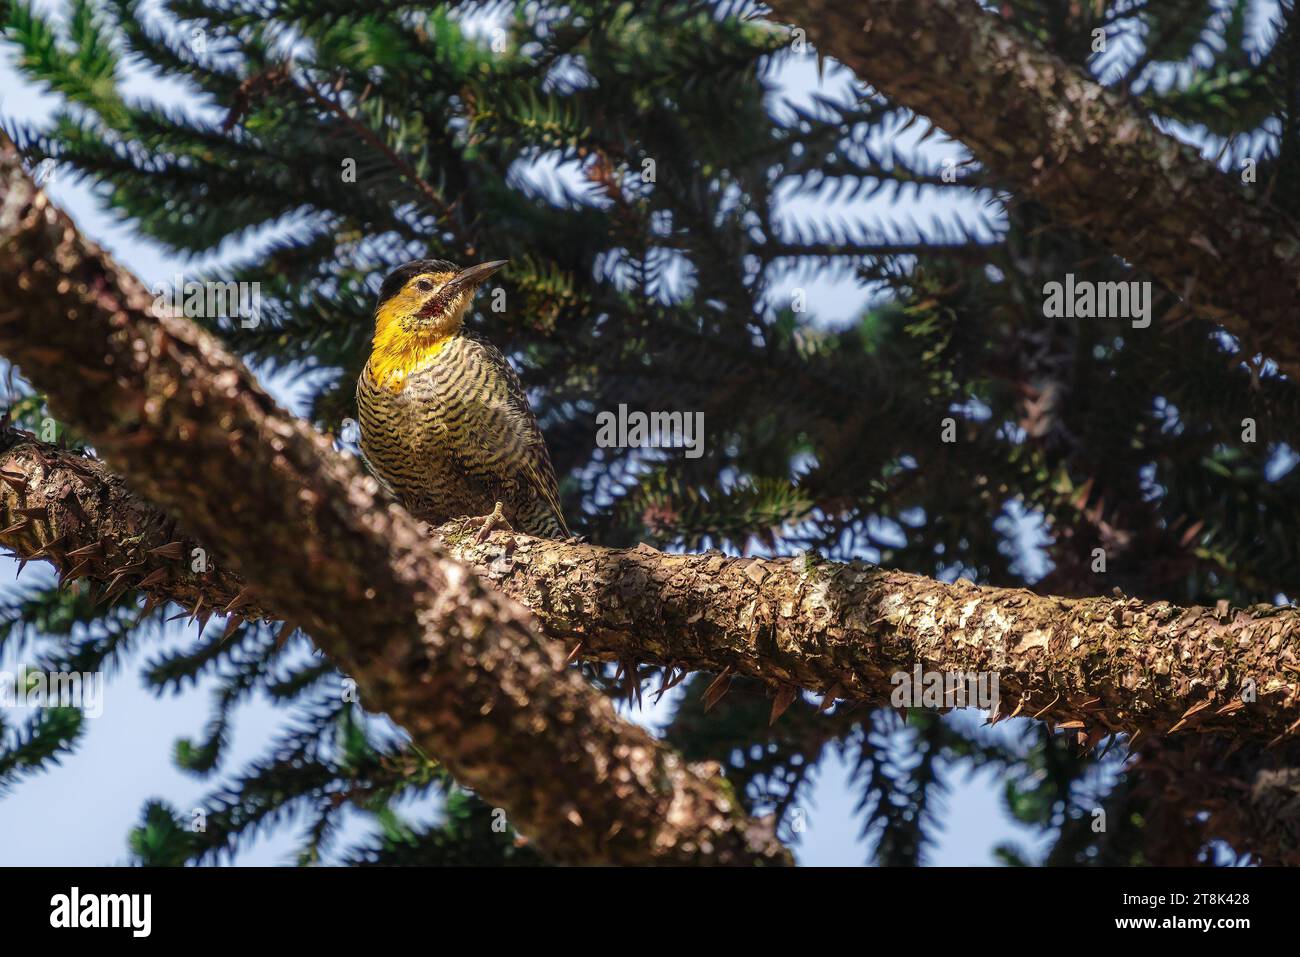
[
  {"x1": 367, "y1": 258, "x2": 507, "y2": 390},
  {"x1": 373, "y1": 258, "x2": 508, "y2": 340}
]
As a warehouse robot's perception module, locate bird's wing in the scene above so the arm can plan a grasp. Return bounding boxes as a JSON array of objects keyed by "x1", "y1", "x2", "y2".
[{"x1": 456, "y1": 335, "x2": 569, "y2": 535}]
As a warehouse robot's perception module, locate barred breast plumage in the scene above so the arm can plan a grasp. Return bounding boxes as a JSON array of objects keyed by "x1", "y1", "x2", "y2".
[{"x1": 356, "y1": 332, "x2": 569, "y2": 539}]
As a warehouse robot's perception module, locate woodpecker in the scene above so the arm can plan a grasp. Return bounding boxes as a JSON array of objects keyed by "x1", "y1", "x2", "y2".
[{"x1": 355, "y1": 258, "x2": 569, "y2": 540}]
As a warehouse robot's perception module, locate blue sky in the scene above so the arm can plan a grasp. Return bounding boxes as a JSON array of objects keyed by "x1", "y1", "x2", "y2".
[{"x1": 0, "y1": 3, "x2": 1058, "y2": 866}]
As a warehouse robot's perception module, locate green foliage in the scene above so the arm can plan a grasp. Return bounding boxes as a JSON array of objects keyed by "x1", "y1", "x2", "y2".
[
  {"x1": 0, "y1": 706, "x2": 84, "y2": 795},
  {"x1": 3, "y1": 0, "x2": 1297, "y2": 865}
]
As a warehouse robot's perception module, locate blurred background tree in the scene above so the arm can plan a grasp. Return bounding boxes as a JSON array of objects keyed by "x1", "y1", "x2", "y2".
[{"x1": 1, "y1": 0, "x2": 1296, "y2": 864}]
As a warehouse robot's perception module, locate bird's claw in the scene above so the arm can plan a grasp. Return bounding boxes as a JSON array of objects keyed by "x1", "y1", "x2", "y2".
[{"x1": 473, "y1": 501, "x2": 516, "y2": 550}]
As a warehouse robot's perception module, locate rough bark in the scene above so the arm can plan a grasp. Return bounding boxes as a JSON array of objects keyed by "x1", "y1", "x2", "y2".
[
  {"x1": 0, "y1": 133, "x2": 788, "y2": 866},
  {"x1": 4, "y1": 433, "x2": 1299, "y2": 746},
  {"x1": 766, "y1": 0, "x2": 1300, "y2": 379}
]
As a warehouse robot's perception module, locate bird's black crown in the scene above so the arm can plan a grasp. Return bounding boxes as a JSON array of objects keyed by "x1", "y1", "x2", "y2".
[{"x1": 377, "y1": 259, "x2": 460, "y2": 306}]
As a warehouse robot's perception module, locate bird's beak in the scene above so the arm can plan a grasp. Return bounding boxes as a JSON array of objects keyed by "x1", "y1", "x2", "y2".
[{"x1": 445, "y1": 259, "x2": 508, "y2": 295}]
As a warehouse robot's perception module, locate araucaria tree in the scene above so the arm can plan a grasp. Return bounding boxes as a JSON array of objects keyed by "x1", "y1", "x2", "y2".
[{"x1": 1, "y1": 0, "x2": 1299, "y2": 865}]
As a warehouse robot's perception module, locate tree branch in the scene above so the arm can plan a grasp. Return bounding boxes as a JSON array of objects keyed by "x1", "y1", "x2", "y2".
[
  {"x1": 4, "y1": 432, "x2": 1298, "y2": 746},
  {"x1": 766, "y1": 0, "x2": 1300, "y2": 379},
  {"x1": 0, "y1": 133, "x2": 788, "y2": 866}
]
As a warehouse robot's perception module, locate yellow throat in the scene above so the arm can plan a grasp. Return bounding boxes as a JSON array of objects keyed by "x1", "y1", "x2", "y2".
[{"x1": 366, "y1": 271, "x2": 463, "y2": 391}]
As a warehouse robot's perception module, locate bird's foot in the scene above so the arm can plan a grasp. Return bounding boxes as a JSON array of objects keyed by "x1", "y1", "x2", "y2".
[{"x1": 472, "y1": 501, "x2": 516, "y2": 551}]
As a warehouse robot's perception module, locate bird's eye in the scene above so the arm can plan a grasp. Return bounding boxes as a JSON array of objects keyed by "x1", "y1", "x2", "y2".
[{"x1": 417, "y1": 278, "x2": 434, "y2": 292}]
